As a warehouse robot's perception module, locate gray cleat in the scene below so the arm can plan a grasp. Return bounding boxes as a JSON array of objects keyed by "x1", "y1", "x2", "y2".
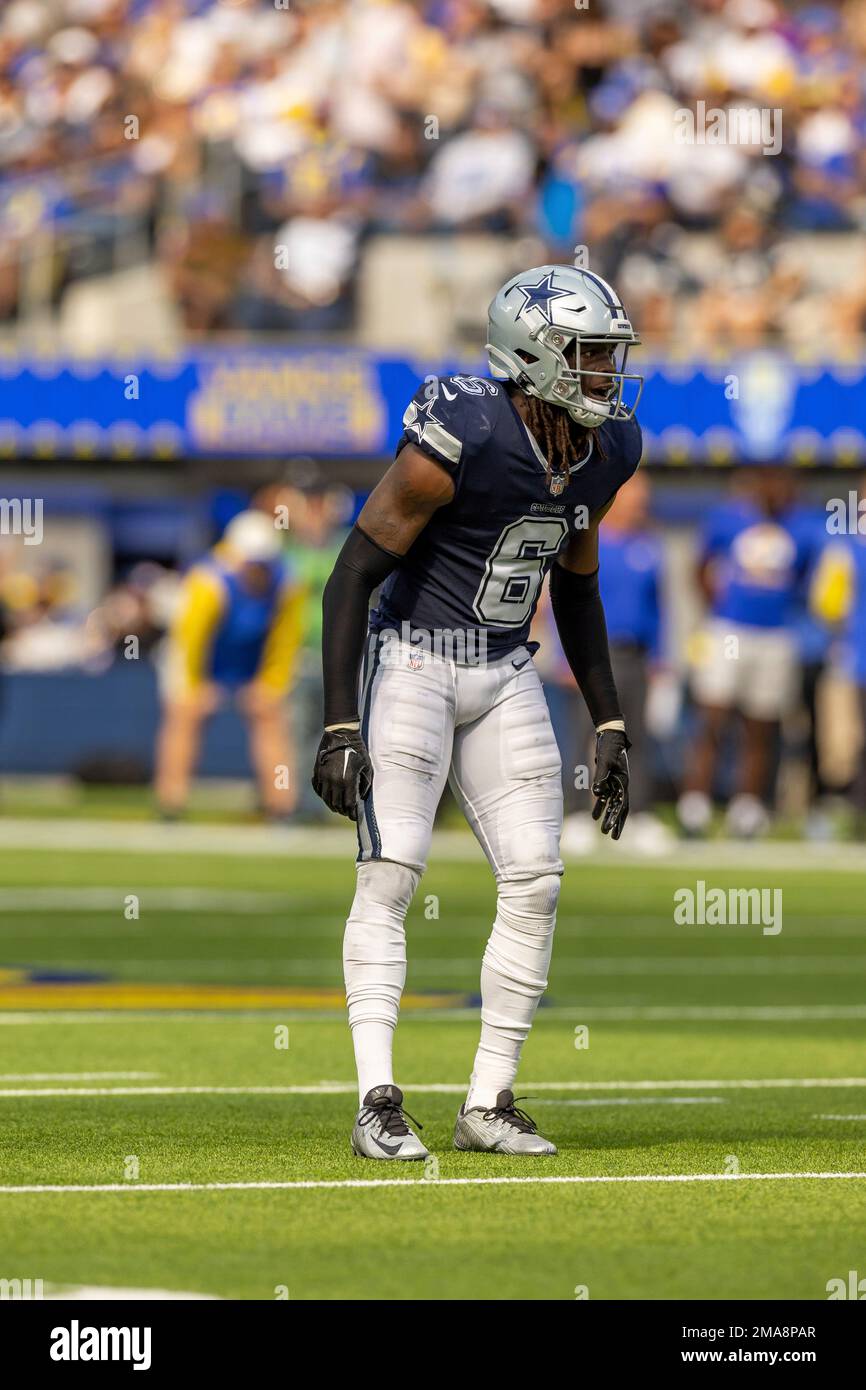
[
  {"x1": 454, "y1": 1089, "x2": 557, "y2": 1156},
  {"x1": 351, "y1": 1084, "x2": 429, "y2": 1161}
]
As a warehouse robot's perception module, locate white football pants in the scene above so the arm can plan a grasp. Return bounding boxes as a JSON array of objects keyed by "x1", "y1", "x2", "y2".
[{"x1": 344, "y1": 637, "x2": 564, "y2": 1106}]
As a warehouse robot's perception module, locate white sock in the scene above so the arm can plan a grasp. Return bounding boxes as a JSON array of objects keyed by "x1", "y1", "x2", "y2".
[
  {"x1": 465, "y1": 874, "x2": 559, "y2": 1111},
  {"x1": 349, "y1": 1021, "x2": 395, "y2": 1101},
  {"x1": 343, "y1": 860, "x2": 419, "y2": 1103}
]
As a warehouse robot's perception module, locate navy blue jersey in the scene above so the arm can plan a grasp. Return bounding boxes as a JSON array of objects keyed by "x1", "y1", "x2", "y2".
[{"x1": 371, "y1": 375, "x2": 642, "y2": 659}]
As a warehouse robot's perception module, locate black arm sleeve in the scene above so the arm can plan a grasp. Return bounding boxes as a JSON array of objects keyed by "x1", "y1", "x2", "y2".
[
  {"x1": 548, "y1": 563, "x2": 623, "y2": 729},
  {"x1": 321, "y1": 524, "x2": 401, "y2": 727}
]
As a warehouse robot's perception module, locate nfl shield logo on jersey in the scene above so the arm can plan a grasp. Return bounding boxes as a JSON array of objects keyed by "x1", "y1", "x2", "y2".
[
  {"x1": 408, "y1": 647, "x2": 425, "y2": 671},
  {"x1": 548, "y1": 470, "x2": 567, "y2": 497}
]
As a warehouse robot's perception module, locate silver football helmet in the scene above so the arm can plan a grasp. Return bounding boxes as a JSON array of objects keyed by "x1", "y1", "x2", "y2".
[{"x1": 486, "y1": 264, "x2": 642, "y2": 428}]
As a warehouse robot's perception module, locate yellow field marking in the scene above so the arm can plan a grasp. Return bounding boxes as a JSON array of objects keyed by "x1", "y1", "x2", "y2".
[{"x1": 0, "y1": 982, "x2": 466, "y2": 1012}]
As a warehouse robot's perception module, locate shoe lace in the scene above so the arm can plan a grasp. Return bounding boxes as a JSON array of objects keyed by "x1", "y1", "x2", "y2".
[
  {"x1": 482, "y1": 1095, "x2": 538, "y2": 1134},
  {"x1": 358, "y1": 1097, "x2": 423, "y2": 1137}
]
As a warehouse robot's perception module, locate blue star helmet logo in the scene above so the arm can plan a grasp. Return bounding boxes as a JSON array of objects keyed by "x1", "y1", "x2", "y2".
[{"x1": 511, "y1": 271, "x2": 573, "y2": 326}]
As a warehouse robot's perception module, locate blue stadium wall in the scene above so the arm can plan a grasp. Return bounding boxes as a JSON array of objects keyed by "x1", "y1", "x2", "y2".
[{"x1": 0, "y1": 348, "x2": 864, "y2": 466}]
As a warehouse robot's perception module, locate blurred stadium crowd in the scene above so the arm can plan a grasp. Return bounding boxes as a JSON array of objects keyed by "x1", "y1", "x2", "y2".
[{"x1": 2, "y1": 0, "x2": 866, "y2": 351}]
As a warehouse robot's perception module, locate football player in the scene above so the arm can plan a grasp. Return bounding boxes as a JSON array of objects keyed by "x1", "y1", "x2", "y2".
[
  {"x1": 677, "y1": 469, "x2": 815, "y2": 839},
  {"x1": 155, "y1": 511, "x2": 304, "y2": 819},
  {"x1": 312, "y1": 265, "x2": 643, "y2": 1159}
]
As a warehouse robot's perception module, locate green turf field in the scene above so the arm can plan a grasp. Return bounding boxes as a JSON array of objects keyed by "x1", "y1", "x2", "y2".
[{"x1": 1, "y1": 825, "x2": 865, "y2": 1300}]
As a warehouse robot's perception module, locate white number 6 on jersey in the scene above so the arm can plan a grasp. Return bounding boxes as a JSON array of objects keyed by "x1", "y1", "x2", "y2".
[{"x1": 473, "y1": 517, "x2": 569, "y2": 627}]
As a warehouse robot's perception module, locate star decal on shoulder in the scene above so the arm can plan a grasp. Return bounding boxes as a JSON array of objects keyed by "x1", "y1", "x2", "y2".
[
  {"x1": 511, "y1": 271, "x2": 573, "y2": 326},
  {"x1": 403, "y1": 392, "x2": 463, "y2": 467},
  {"x1": 412, "y1": 396, "x2": 442, "y2": 428},
  {"x1": 404, "y1": 394, "x2": 445, "y2": 446}
]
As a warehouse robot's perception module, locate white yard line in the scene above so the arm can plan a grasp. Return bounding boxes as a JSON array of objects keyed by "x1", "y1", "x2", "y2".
[
  {"x1": 0, "y1": 1013, "x2": 275, "y2": 1025},
  {"x1": 1, "y1": 1077, "x2": 865, "y2": 1098},
  {"x1": 815, "y1": 1114, "x2": 866, "y2": 1121},
  {"x1": 0, "y1": 820, "x2": 352, "y2": 858},
  {"x1": 2, "y1": 1003, "x2": 866, "y2": 1024},
  {"x1": 531, "y1": 1097, "x2": 724, "y2": 1107},
  {"x1": 407, "y1": 1077, "x2": 866, "y2": 1092},
  {"x1": 537, "y1": 1005, "x2": 866, "y2": 1021},
  {"x1": 0, "y1": 888, "x2": 302, "y2": 912},
  {"x1": 5, "y1": 1011, "x2": 351, "y2": 1029},
  {"x1": 555, "y1": 958, "x2": 866, "y2": 975},
  {"x1": 0, "y1": 1072, "x2": 158, "y2": 1081},
  {"x1": 0, "y1": 1172, "x2": 864, "y2": 1195},
  {"x1": 2, "y1": 817, "x2": 866, "y2": 871},
  {"x1": 7, "y1": 954, "x2": 864, "y2": 977},
  {"x1": 44, "y1": 1285, "x2": 221, "y2": 1300}
]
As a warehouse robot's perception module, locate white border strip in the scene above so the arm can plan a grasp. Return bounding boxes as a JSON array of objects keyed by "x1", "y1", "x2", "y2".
[
  {"x1": 0, "y1": 1172, "x2": 864, "y2": 1195},
  {"x1": 0, "y1": 1072, "x2": 157, "y2": 1082},
  {"x1": 2, "y1": 1004, "x2": 865, "y2": 1025},
  {"x1": 531, "y1": 1097, "x2": 724, "y2": 1107},
  {"x1": 2, "y1": 1077, "x2": 866, "y2": 1098}
]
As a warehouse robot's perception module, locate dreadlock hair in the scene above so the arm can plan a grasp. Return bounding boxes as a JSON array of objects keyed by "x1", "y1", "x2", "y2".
[{"x1": 507, "y1": 383, "x2": 607, "y2": 487}]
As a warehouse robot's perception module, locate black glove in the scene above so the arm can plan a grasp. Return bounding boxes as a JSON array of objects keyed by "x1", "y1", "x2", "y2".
[
  {"x1": 591, "y1": 728, "x2": 631, "y2": 840},
  {"x1": 312, "y1": 727, "x2": 373, "y2": 821}
]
